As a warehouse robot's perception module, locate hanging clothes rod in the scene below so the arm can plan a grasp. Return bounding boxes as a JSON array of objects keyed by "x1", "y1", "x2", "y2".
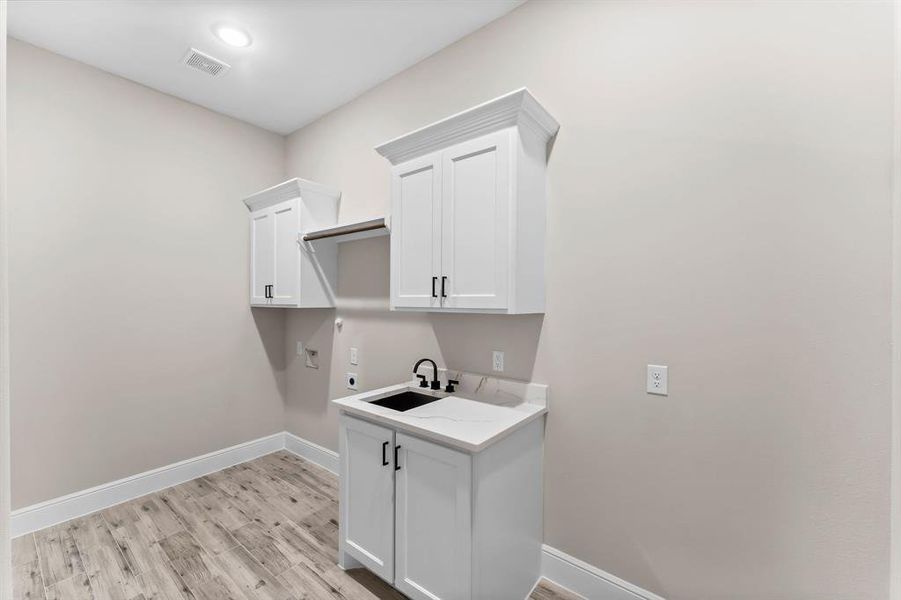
[{"x1": 302, "y1": 217, "x2": 388, "y2": 242}]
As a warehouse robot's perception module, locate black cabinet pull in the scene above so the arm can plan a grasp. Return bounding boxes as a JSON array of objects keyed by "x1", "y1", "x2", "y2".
[
  {"x1": 431, "y1": 276, "x2": 437, "y2": 298},
  {"x1": 381, "y1": 441, "x2": 389, "y2": 466},
  {"x1": 441, "y1": 276, "x2": 447, "y2": 298},
  {"x1": 394, "y1": 445, "x2": 401, "y2": 471},
  {"x1": 265, "y1": 284, "x2": 272, "y2": 299}
]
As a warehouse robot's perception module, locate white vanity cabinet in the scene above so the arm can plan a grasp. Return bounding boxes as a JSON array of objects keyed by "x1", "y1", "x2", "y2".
[
  {"x1": 243, "y1": 178, "x2": 339, "y2": 308},
  {"x1": 393, "y1": 431, "x2": 472, "y2": 600},
  {"x1": 376, "y1": 89, "x2": 559, "y2": 314},
  {"x1": 339, "y1": 417, "x2": 396, "y2": 582},
  {"x1": 338, "y1": 413, "x2": 544, "y2": 600}
]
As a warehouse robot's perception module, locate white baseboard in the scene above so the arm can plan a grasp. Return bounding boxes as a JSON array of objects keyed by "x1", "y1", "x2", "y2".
[
  {"x1": 540, "y1": 545, "x2": 666, "y2": 600},
  {"x1": 11, "y1": 432, "x2": 284, "y2": 537},
  {"x1": 284, "y1": 432, "x2": 339, "y2": 474}
]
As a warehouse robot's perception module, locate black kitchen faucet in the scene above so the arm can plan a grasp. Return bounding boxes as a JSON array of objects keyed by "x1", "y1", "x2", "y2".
[{"x1": 413, "y1": 358, "x2": 441, "y2": 390}]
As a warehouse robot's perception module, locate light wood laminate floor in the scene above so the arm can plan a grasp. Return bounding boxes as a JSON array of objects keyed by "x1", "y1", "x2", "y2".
[{"x1": 13, "y1": 451, "x2": 580, "y2": 600}]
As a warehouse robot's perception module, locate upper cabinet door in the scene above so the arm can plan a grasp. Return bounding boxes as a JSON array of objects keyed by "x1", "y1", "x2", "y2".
[
  {"x1": 271, "y1": 198, "x2": 300, "y2": 306},
  {"x1": 440, "y1": 131, "x2": 510, "y2": 311},
  {"x1": 390, "y1": 153, "x2": 442, "y2": 309},
  {"x1": 394, "y1": 432, "x2": 472, "y2": 600},
  {"x1": 250, "y1": 208, "x2": 274, "y2": 306},
  {"x1": 340, "y1": 416, "x2": 396, "y2": 584}
]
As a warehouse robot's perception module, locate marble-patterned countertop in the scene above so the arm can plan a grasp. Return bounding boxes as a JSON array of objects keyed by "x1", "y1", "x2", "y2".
[{"x1": 331, "y1": 372, "x2": 548, "y2": 453}]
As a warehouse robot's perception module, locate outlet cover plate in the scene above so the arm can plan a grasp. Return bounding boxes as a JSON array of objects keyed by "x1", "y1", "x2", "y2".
[
  {"x1": 647, "y1": 364, "x2": 668, "y2": 395},
  {"x1": 492, "y1": 351, "x2": 504, "y2": 372},
  {"x1": 346, "y1": 372, "x2": 358, "y2": 391}
]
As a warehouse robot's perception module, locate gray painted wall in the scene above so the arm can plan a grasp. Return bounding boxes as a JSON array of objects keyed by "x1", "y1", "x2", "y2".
[
  {"x1": 281, "y1": 2, "x2": 895, "y2": 598},
  {"x1": 8, "y1": 39, "x2": 288, "y2": 509}
]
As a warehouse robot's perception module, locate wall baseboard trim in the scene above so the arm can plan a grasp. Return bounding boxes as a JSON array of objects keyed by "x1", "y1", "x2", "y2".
[
  {"x1": 284, "y1": 432, "x2": 339, "y2": 474},
  {"x1": 11, "y1": 432, "x2": 284, "y2": 537},
  {"x1": 540, "y1": 545, "x2": 666, "y2": 600}
]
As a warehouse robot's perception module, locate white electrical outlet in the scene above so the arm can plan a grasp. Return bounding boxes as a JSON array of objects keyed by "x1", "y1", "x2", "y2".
[
  {"x1": 647, "y1": 365, "x2": 668, "y2": 395},
  {"x1": 296, "y1": 342, "x2": 304, "y2": 357},
  {"x1": 305, "y1": 348, "x2": 319, "y2": 369},
  {"x1": 492, "y1": 351, "x2": 504, "y2": 372},
  {"x1": 346, "y1": 372, "x2": 358, "y2": 391},
  {"x1": 350, "y1": 347, "x2": 359, "y2": 365}
]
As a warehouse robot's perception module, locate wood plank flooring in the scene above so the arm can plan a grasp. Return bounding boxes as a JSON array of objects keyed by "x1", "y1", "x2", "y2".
[{"x1": 13, "y1": 451, "x2": 581, "y2": 600}]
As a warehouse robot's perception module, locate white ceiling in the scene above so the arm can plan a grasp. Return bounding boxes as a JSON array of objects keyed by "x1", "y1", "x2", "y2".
[{"x1": 9, "y1": 0, "x2": 523, "y2": 134}]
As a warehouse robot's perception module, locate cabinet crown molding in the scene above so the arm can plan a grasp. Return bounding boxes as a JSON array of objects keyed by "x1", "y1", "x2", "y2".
[
  {"x1": 375, "y1": 88, "x2": 559, "y2": 165},
  {"x1": 242, "y1": 177, "x2": 341, "y2": 212}
]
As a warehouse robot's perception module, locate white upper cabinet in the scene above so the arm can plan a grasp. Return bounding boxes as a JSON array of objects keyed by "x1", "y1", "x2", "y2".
[
  {"x1": 243, "y1": 178, "x2": 340, "y2": 308},
  {"x1": 441, "y1": 131, "x2": 510, "y2": 311},
  {"x1": 390, "y1": 153, "x2": 442, "y2": 309},
  {"x1": 376, "y1": 89, "x2": 559, "y2": 314},
  {"x1": 250, "y1": 208, "x2": 275, "y2": 305}
]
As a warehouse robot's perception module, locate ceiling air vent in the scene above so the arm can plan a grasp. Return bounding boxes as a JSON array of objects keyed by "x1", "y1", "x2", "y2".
[{"x1": 182, "y1": 48, "x2": 231, "y2": 77}]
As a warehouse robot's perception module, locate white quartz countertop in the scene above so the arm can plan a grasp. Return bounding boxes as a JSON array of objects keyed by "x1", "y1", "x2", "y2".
[{"x1": 332, "y1": 377, "x2": 547, "y2": 453}]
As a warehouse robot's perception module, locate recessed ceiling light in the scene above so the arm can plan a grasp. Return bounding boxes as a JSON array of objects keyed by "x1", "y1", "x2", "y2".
[{"x1": 213, "y1": 24, "x2": 252, "y2": 48}]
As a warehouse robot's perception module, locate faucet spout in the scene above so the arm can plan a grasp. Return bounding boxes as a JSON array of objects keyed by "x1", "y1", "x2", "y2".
[{"x1": 413, "y1": 358, "x2": 441, "y2": 391}]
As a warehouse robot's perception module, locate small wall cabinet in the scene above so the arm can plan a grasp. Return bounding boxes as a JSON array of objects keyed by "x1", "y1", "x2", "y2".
[
  {"x1": 338, "y1": 414, "x2": 544, "y2": 600},
  {"x1": 242, "y1": 178, "x2": 340, "y2": 308},
  {"x1": 376, "y1": 89, "x2": 559, "y2": 314}
]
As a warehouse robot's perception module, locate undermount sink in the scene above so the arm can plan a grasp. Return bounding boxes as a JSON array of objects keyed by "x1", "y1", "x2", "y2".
[{"x1": 369, "y1": 390, "x2": 441, "y2": 412}]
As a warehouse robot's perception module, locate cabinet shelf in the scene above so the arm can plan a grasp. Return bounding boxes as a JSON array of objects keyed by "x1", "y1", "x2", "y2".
[{"x1": 302, "y1": 216, "x2": 389, "y2": 243}]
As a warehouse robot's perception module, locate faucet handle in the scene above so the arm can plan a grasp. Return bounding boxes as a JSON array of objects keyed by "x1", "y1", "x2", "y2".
[
  {"x1": 416, "y1": 374, "x2": 428, "y2": 388},
  {"x1": 445, "y1": 379, "x2": 459, "y2": 393}
]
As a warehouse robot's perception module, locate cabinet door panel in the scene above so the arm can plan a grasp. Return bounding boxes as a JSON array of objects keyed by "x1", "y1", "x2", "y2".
[
  {"x1": 250, "y1": 208, "x2": 274, "y2": 305},
  {"x1": 340, "y1": 417, "x2": 396, "y2": 583},
  {"x1": 395, "y1": 433, "x2": 471, "y2": 600},
  {"x1": 271, "y1": 198, "x2": 300, "y2": 306},
  {"x1": 441, "y1": 131, "x2": 510, "y2": 310},
  {"x1": 391, "y1": 154, "x2": 442, "y2": 309}
]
